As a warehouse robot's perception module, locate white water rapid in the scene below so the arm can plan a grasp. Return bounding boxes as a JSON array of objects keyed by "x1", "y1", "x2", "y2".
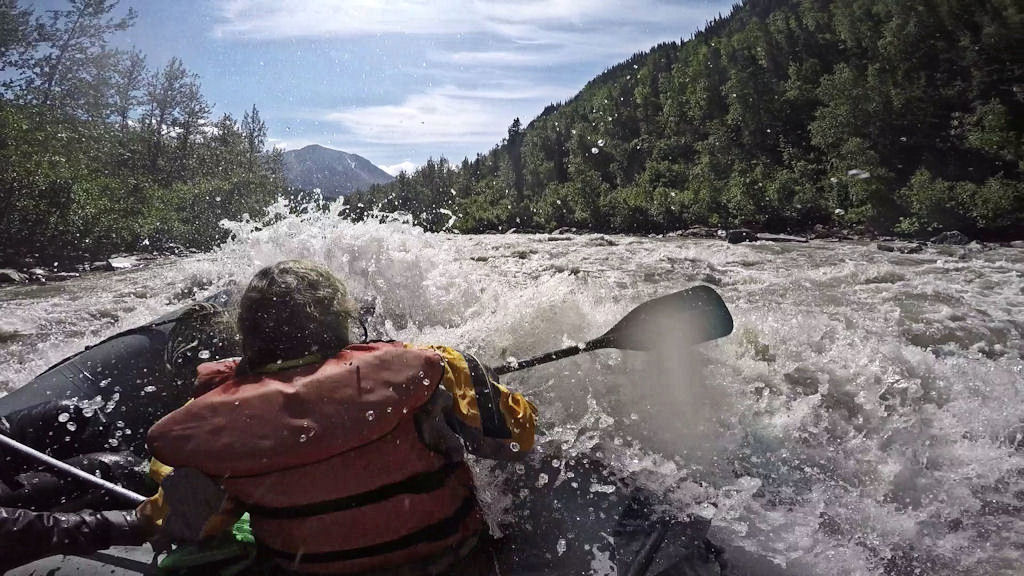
[{"x1": 2, "y1": 201, "x2": 1023, "y2": 575}]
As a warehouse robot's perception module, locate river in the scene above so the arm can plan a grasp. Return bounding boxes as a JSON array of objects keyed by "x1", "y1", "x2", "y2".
[{"x1": 2, "y1": 202, "x2": 1023, "y2": 575}]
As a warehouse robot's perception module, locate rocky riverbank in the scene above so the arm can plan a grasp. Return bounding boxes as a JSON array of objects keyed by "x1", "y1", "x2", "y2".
[{"x1": 0, "y1": 252, "x2": 181, "y2": 285}]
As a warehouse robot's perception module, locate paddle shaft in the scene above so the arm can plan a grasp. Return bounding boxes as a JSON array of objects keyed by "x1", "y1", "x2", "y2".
[
  {"x1": 0, "y1": 433, "x2": 146, "y2": 506},
  {"x1": 493, "y1": 335, "x2": 611, "y2": 376}
]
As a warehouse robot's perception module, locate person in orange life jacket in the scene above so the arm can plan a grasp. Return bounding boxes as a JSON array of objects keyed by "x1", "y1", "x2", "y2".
[{"x1": 147, "y1": 260, "x2": 538, "y2": 575}]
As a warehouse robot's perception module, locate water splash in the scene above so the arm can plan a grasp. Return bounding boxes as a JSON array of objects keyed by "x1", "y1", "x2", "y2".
[{"x1": 1, "y1": 201, "x2": 1022, "y2": 574}]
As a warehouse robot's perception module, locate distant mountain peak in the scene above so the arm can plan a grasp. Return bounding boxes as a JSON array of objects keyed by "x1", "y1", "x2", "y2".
[{"x1": 282, "y1": 145, "x2": 393, "y2": 198}]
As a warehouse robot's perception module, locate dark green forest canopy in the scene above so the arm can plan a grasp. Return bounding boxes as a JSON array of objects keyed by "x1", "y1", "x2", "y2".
[
  {"x1": 0, "y1": 0, "x2": 284, "y2": 265},
  {"x1": 351, "y1": 0, "x2": 1023, "y2": 238}
]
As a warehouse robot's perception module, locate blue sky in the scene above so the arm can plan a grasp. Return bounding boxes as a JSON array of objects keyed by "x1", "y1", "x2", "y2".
[{"x1": 41, "y1": 0, "x2": 738, "y2": 173}]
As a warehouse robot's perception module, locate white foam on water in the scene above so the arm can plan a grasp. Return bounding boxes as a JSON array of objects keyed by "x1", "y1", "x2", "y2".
[{"x1": 2, "y1": 204, "x2": 1022, "y2": 575}]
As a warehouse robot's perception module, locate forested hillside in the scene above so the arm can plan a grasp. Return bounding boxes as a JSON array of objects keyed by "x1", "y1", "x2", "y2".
[
  {"x1": 352, "y1": 0, "x2": 1023, "y2": 238},
  {"x1": 0, "y1": 0, "x2": 284, "y2": 265}
]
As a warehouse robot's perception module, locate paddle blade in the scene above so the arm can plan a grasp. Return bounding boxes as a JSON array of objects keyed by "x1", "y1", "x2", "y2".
[{"x1": 594, "y1": 285, "x2": 733, "y2": 351}]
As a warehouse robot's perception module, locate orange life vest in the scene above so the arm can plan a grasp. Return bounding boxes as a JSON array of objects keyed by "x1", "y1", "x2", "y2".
[{"x1": 148, "y1": 342, "x2": 485, "y2": 574}]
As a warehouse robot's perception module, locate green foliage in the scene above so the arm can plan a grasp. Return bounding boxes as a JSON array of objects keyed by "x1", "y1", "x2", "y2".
[
  {"x1": 354, "y1": 0, "x2": 1021, "y2": 239},
  {"x1": 0, "y1": 1, "x2": 284, "y2": 264}
]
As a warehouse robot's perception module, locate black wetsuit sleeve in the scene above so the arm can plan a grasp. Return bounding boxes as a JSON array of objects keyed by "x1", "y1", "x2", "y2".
[{"x1": 0, "y1": 507, "x2": 148, "y2": 572}]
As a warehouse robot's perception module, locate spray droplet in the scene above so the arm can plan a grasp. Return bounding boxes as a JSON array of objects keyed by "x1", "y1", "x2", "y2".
[
  {"x1": 515, "y1": 463, "x2": 526, "y2": 474},
  {"x1": 557, "y1": 539, "x2": 567, "y2": 556},
  {"x1": 418, "y1": 371, "x2": 425, "y2": 378},
  {"x1": 366, "y1": 410, "x2": 376, "y2": 421},
  {"x1": 298, "y1": 434, "x2": 308, "y2": 442},
  {"x1": 597, "y1": 139, "x2": 605, "y2": 146},
  {"x1": 509, "y1": 441, "x2": 521, "y2": 452},
  {"x1": 386, "y1": 406, "x2": 393, "y2": 413},
  {"x1": 630, "y1": 413, "x2": 639, "y2": 420},
  {"x1": 116, "y1": 420, "x2": 125, "y2": 428},
  {"x1": 198, "y1": 350, "x2": 211, "y2": 359},
  {"x1": 57, "y1": 413, "x2": 71, "y2": 423},
  {"x1": 108, "y1": 438, "x2": 119, "y2": 447},
  {"x1": 82, "y1": 408, "x2": 95, "y2": 417},
  {"x1": 422, "y1": 378, "x2": 431, "y2": 386},
  {"x1": 143, "y1": 385, "x2": 157, "y2": 393},
  {"x1": 66, "y1": 422, "x2": 77, "y2": 431},
  {"x1": 402, "y1": 407, "x2": 408, "y2": 414},
  {"x1": 536, "y1": 473, "x2": 549, "y2": 487},
  {"x1": 551, "y1": 459, "x2": 562, "y2": 468},
  {"x1": 591, "y1": 147, "x2": 599, "y2": 154}
]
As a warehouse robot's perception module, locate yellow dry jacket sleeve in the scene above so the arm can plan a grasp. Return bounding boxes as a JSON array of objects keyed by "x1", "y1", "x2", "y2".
[
  {"x1": 145, "y1": 398, "x2": 243, "y2": 539},
  {"x1": 416, "y1": 345, "x2": 537, "y2": 453}
]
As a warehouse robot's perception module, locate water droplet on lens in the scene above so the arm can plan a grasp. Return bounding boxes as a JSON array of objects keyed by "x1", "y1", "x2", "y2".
[
  {"x1": 66, "y1": 422, "x2": 77, "y2": 431},
  {"x1": 57, "y1": 413, "x2": 71, "y2": 423},
  {"x1": 143, "y1": 385, "x2": 157, "y2": 393},
  {"x1": 298, "y1": 434, "x2": 308, "y2": 442},
  {"x1": 386, "y1": 406, "x2": 393, "y2": 413},
  {"x1": 551, "y1": 459, "x2": 561, "y2": 468},
  {"x1": 591, "y1": 147, "x2": 599, "y2": 154},
  {"x1": 198, "y1": 350, "x2": 211, "y2": 359},
  {"x1": 422, "y1": 378, "x2": 431, "y2": 386},
  {"x1": 402, "y1": 407, "x2": 408, "y2": 414},
  {"x1": 510, "y1": 441, "x2": 521, "y2": 452},
  {"x1": 366, "y1": 410, "x2": 376, "y2": 421},
  {"x1": 597, "y1": 139, "x2": 605, "y2": 146}
]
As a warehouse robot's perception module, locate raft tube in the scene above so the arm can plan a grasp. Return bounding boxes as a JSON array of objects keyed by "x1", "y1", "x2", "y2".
[{"x1": 0, "y1": 290, "x2": 235, "y2": 459}]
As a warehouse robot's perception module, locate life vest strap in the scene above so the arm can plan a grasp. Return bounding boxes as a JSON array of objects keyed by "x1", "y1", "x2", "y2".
[
  {"x1": 256, "y1": 496, "x2": 477, "y2": 563},
  {"x1": 242, "y1": 462, "x2": 463, "y2": 520}
]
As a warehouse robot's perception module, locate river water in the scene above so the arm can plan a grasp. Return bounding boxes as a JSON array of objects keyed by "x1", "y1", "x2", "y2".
[{"x1": 2, "y1": 201, "x2": 1023, "y2": 575}]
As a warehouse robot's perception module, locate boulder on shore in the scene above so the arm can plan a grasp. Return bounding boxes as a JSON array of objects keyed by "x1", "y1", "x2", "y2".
[
  {"x1": 106, "y1": 256, "x2": 140, "y2": 271},
  {"x1": 0, "y1": 269, "x2": 27, "y2": 283},
  {"x1": 756, "y1": 233, "x2": 808, "y2": 243},
  {"x1": 683, "y1": 227, "x2": 718, "y2": 238},
  {"x1": 930, "y1": 230, "x2": 970, "y2": 245},
  {"x1": 50, "y1": 272, "x2": 81, "y2": 282},
  {"x1": 877, "y1": 242, "x2": 924, "y2": 254},
  {"x1": 726, "y1": 229, "x2": 758, "y2": 244}
]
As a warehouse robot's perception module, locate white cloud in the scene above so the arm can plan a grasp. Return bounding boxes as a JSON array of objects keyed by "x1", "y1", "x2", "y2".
[
  {"x1": 268, "y1": 137, "x2": 320, "y2": 150},
  {"x1": 322, "y1": 84, "x2": 562, "y2": 145},
  {"x1": 215, "y1": 0, "x2": 726, "y2": 46},
  {"x1": 324, "y1": 91, "x2": 501, "y2": 144},
  {"x1": 215, "y1": 0, "x2": 479, "y2": 38},
  {"x1": 380, "y1": 160, "x2": 418, "y2": 176}
]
